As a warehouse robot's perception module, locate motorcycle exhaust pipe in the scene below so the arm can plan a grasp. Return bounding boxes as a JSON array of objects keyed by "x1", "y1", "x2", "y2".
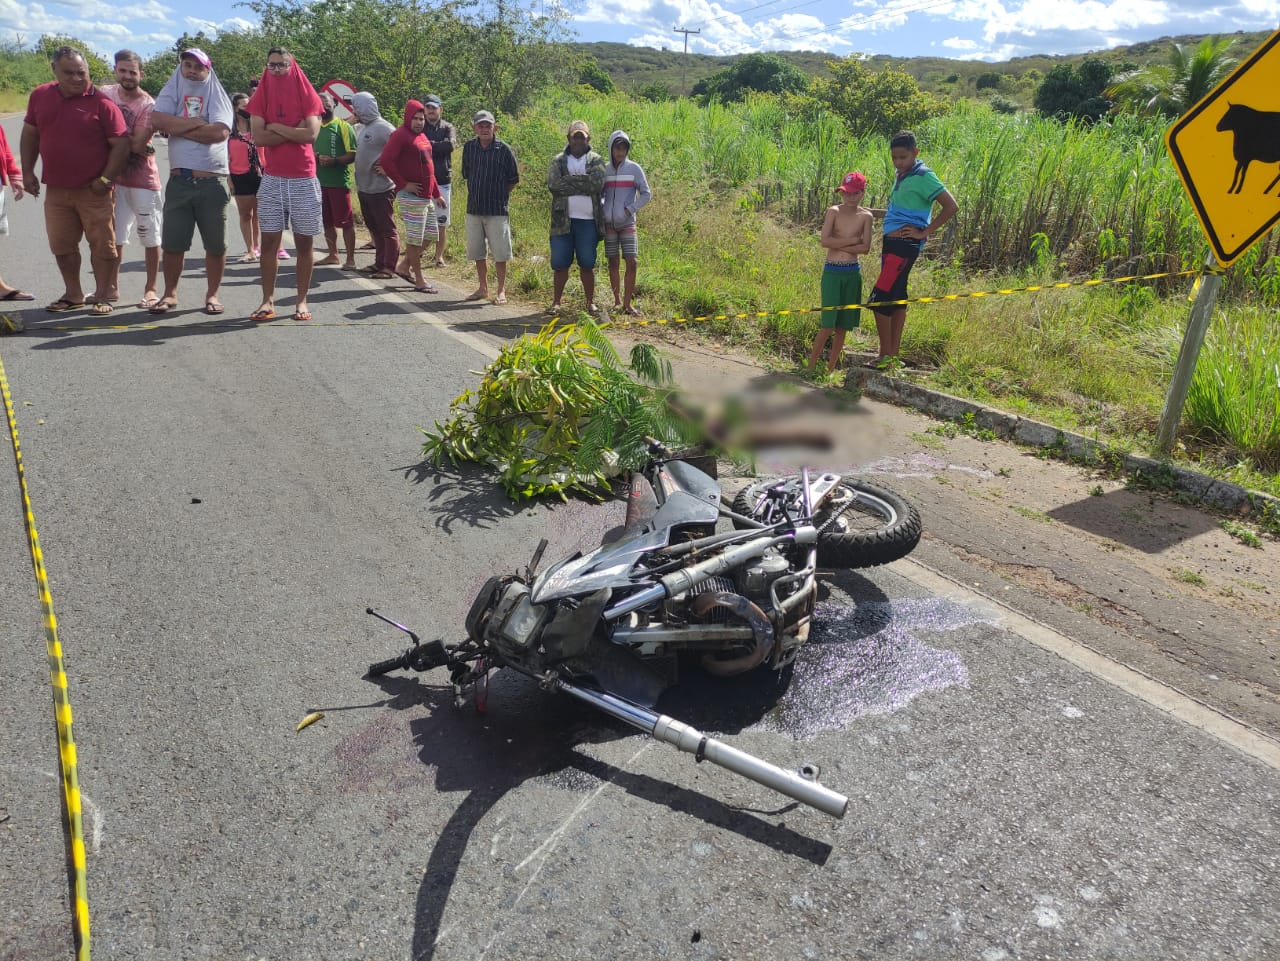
[{"x1": 553, "y1": 680, "x2": 849, "y2": 819}]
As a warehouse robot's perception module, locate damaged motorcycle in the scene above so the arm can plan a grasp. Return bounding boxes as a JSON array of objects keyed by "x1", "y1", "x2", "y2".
[{"x1": 367, "y1": 441, "x2": 921, "y2": 818}]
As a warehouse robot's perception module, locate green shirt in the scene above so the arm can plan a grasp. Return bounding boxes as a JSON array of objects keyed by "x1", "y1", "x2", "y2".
[{"x1": 314, "y1": 118, "x2": 357, "y2": 189}]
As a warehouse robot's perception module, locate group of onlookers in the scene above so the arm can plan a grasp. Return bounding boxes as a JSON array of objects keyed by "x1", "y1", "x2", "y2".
[
  {"x1": 5, "y1": 42, "x2": 666, "y2": 324},
  {"x1": 5, "y1": 41, "x2": 959, "y2": 368}
]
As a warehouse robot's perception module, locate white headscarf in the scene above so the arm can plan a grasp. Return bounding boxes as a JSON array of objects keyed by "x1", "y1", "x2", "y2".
[{"x1": 156, "y1": 48, "x2": 235, "y2": 129}]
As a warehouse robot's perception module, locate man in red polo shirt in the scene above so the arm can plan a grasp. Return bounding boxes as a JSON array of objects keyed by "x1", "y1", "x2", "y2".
[{"x1": 20, "y1": 45, "x2": 129, "y2": 315}]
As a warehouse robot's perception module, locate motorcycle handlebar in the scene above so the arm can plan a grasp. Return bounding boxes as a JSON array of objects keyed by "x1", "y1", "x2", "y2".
[
  {"x1": 366, "y1": 639, "x2": 453, "y2": 677},
  {"x1": 367, "y1": 651, "x2": 412, "y2": 677}
]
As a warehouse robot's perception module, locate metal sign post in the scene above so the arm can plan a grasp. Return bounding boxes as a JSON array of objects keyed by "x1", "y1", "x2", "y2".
[
  {"x1": 1154, "y1": 254, "x2": 1223, "y2": 457},
  {"x1": 1155, "y1": 28, "x2": 1280, "y2": 455}
]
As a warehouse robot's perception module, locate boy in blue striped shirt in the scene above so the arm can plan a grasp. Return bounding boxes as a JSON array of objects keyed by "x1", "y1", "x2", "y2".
[{"x1": 869, "y1": 130, "x2": 959, "y2": 367}]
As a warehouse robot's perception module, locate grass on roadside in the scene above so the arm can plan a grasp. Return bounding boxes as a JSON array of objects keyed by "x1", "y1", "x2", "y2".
[{"x1": 439, "y1": 90, "x2": 1279, "y2": 498}]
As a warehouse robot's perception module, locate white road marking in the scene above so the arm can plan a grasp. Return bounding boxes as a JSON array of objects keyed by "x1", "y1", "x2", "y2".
[
  {"x1": 1, "y1": 766, "x2": 104, "y2": 852},
  {"x1": 898, "y1": 557, "x2": 1280, "y2": 772},
  {"x1": 473, "y1": 742, "x2": 652, "y2": 960}
]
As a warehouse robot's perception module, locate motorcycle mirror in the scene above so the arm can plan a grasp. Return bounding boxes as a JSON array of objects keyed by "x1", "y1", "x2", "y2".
[{"x1": 366, "y1": 607, "x2": 421, "y2": 646}]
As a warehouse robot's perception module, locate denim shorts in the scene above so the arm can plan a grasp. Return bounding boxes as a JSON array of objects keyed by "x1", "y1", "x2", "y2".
[{"x1": 550, "y1": 218, "x2": 599, "y2": 271}]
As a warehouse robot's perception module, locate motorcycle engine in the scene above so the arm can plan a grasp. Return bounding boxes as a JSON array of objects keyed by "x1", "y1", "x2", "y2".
[{"x1": 735, "y1": 549, "x2": 792, "y2": 602}]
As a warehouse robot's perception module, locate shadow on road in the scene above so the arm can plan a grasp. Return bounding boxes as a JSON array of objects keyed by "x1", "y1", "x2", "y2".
[
  {"x1": 395, "y1": 460, "x2": 525, "y2": 532},
  {"x1": 363, "y1": 625, "x2": 846, "y2": 960},
  {"x1": 1048, "y1": 489, "x2": 1219, "y2": 552}
]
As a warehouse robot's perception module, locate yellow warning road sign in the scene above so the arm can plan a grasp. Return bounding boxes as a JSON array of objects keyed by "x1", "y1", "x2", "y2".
[{"x1": 1166, "y1": 28, "x2": 1280, "y2": 266}]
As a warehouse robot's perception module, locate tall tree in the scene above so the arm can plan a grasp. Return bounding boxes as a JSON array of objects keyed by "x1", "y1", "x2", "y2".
[
  {"x1": 230, "y1": 0, "x2": 573, "y2": 118},
  {"x1": 692, "y1": 53, "x2": 809, "y2": 103},
  {"x1": 808, "y1": 55, "x2": 948, "y2": 138},
  {"x1": 1105, "y1": 37, "x2": 1237, "y2": 118},
  {"x1": 1033, "y1": 57, "x2": 1112, "y2": 123}
]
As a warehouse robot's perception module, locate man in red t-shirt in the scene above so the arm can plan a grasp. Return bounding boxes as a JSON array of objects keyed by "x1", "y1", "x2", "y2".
[
  {"x1": 245, "y1": 47, "x2": 323, "y2": 322},
  {"x1": 20, "y1": 46, "x2": 130, "y2": 314}
]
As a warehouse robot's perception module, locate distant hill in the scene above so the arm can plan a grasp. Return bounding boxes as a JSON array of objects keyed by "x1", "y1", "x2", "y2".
[{"x1": 580, "y1": 31, "x2": 1274, "y2": 99}]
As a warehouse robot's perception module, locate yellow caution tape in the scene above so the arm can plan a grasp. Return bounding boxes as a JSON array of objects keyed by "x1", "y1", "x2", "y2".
[
  {"x1": 0, "y1": 347, "x2": 91, "y2": 960},
  {"x1": 38, "y1": 267, "x2": 1206, "y2": 335}
]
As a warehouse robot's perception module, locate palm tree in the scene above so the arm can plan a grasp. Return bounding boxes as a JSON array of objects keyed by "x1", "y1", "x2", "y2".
[{"x1": 1105, "y1": 37, "x2": 1238, "y2": 118}]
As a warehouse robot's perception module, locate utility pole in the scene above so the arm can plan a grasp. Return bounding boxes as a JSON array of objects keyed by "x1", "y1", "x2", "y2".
[{"x1": 674, "y1": 26, "x2": 700, "y2": 96}]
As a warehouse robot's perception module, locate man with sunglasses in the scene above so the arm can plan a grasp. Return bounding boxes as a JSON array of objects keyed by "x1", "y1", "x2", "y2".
[{"x1": 245, "y1": 47, "x2": 324, "y2": 321}]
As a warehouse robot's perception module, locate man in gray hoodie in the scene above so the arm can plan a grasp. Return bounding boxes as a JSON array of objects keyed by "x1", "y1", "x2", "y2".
[
  {"x1": 351, "y1": 91, "x2": 399, "y2": 278},
  {"x1": 601, "y1": 129, "x2": 651, "y2": 316}
]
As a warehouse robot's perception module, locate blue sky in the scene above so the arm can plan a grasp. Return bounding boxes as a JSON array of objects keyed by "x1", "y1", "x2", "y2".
[{"x1": 4, "y1": 0, "x2": 1279, "y2": 62}]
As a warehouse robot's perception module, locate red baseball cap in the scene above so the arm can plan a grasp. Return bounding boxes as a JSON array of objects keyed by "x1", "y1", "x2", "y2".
[{"x1": 837, "y1": 171, "x2": 867, "y2": 194}]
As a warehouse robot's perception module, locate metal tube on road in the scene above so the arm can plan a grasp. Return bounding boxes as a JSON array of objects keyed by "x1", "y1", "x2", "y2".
[{"x1": 555, "y1": 680, "x2": 849, "y2": 818}]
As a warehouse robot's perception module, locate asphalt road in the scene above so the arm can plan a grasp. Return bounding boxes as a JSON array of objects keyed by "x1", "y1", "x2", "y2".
[{"x1": 3, "y1": 116, "x2": 1279, "y2": 960}]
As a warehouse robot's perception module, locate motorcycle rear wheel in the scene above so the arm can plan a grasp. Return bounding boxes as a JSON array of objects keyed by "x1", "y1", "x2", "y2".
[{"x1": 733, "y1": 477, "x2": 921, "y2": 568}]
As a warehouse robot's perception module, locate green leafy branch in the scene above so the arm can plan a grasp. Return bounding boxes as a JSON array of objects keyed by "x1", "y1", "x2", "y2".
[{"x1": 418, "y1": 318, "x2": 702, "y2": 501}]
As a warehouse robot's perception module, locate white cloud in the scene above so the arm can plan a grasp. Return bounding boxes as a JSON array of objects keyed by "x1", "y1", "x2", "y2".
[
  {"x1": 583, "y1": 0, "x2": 1280, "y2": 60},
  {"x1": 0, "y1": 0, "x2": 184, "y2": 58}
]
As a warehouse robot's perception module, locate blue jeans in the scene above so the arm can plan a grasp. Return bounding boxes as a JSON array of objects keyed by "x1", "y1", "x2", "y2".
[{"x1": 550, "y1": 218, "x2": 599, "y2": 271}]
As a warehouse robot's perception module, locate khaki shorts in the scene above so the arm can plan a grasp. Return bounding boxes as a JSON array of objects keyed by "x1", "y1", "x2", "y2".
[
  {"x1": 44, "y1": 186, "x2": 117, "y2": 259},
  {"x1": 465, "y1": 214, "x2": 512, "y2": 262}
]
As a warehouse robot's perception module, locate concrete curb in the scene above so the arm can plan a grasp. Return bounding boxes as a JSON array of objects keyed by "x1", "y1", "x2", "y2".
[{"x1": 848, "y1": 367, "x2": 1280, "y2": 521}]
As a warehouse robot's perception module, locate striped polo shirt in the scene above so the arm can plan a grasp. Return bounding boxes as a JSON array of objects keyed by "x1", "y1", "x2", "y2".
[{"x1": 461, "y1": 137, "x2": 519, "y2": 216}]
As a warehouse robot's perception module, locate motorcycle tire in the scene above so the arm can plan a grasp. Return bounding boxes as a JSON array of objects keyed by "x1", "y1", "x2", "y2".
[{"x1": 732, "y1": 477, "x2": 921, "y2": 569}]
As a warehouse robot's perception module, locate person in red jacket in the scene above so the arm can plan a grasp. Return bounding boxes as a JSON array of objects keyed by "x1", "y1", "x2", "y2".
[
  {"x1": 0, "y1": 125, "x2": 33, "y2": 302},
  {"x1": 378, "y1": 99, "x2": 443, "y2": 294}
]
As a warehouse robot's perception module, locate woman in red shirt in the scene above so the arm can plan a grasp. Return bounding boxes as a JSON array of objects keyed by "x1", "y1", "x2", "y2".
[
  {"x1": 227, "y1": 93, "x2": 261, "y2": 262},
  {"x1": 378, "y1": 99, "x2": 443, "y2": 294}
]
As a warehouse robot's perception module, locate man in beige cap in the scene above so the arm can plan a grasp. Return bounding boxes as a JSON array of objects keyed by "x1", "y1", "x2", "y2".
[{"x1": 545, "y1": 118, "x2": 605, "y2": 315}]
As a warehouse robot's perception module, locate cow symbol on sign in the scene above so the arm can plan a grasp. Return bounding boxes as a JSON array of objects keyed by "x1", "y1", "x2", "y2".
[{"x1": 1217, "y1": 102, "x2": 1280, "y2": 194}]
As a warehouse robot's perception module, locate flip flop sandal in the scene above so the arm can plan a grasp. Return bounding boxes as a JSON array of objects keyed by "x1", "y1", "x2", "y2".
[
  {"x1": 394, "y1": 270, "x2": 414, "y2": 283},
  {"x1": 464, "y1": 291, "x2": 488, "y2": 301},
  {"x1": 89, "y1": 302, "x2": 114, "y2": 316},
  {"x1": 1, "y1": 290, "x2": 35, "y2": 301},
  {"x1": 491, "y1": 294, "x2": 507, "y2": 305},
  {"x1": 149, "y1": 300, "x2": 178, "y2": 315},
  {"x1": 370, "y1": 271, "x2": 396, "y2": 280},
  {"x1": 204, "y1": 302, "x2": 225, "y2": 315},
  {"x1": 137, "y1": 296, "x2": 160, "y2": 309},
  {"x1": 46, "y1": 298, "x2": 86, "y2": 312},
  {"x1": 414, "y1": 285, "x2": 438, "y2": 294},
  {"x1": 292, "y1": 309, "x2": 312, "y2": 321},
  {"x1": 435, "y1": 259, "x2": 446, "y2": 267},
  {"x1": 250, "y1": 307, "x2": 275, "y2": 322}
]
